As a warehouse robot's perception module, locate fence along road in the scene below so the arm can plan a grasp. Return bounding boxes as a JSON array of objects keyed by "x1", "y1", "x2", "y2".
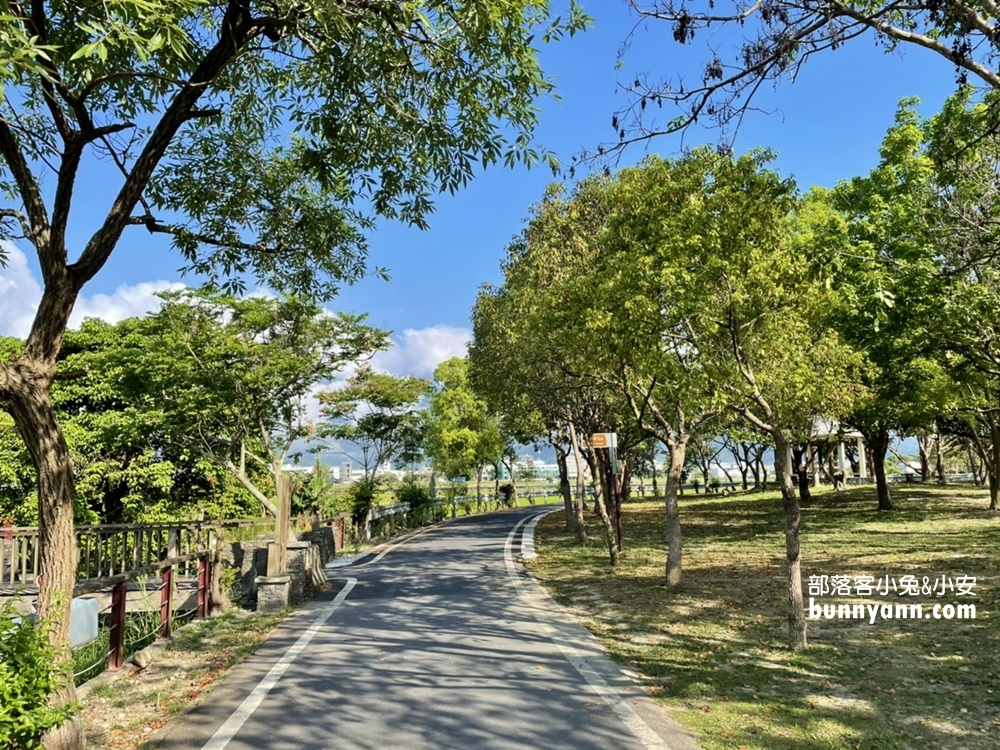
[{"x1": 153, "y1": 506, "x2": 699, "y2": 750}]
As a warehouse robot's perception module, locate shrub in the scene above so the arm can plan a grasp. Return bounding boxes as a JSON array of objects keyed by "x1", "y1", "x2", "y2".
[
  {"x1": 347, "y1": 477, "x2": 377, "y2": 526},
  {"x1": 396, "y1": 478, "x2": 432, "y2": 513},
  {"x1": 0, "y1": 605, "x2": 77, "y2": 748}
]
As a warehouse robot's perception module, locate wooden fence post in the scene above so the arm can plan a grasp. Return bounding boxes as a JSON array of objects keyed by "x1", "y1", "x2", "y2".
[
  {"x1": 108, "y1": 581, "x2": 127, "y2": 670},
  {"x1": 160, "y1": 564, "x2": 174, "y2": 638},
  {"x1": 267, "y1": 474, "x2": 291, "y2": 577},
  {"x1": 197, "y1": 554, "x2": 209, "y2": 618}
]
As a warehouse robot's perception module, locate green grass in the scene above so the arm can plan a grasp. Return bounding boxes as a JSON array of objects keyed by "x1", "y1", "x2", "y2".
[
  {"x1": 529, "y1": 484, "x2": 1000, "y2": 750},
  {"x1": 72, "y1": 609, "x2": 162, "y2": 686}
]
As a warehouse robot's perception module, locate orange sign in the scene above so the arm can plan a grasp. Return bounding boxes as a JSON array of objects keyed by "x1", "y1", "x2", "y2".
[{"x1": 590, "y1": 433, "x2": 609, "y2": 448}]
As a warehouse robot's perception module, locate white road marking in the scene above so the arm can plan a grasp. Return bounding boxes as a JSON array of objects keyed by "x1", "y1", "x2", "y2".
[
  {"x1": 504, "y1": 512, "x2": 674, "y2": 750},
  {"x1": 520, "y1": 507, "x2": 558, "y2": 560},
  {"x1": 201, "y1": 578, "x2": 358, "y2": 750},
  {"x1": 503, "y1": 513, "x2": 537, "y2": 595}
]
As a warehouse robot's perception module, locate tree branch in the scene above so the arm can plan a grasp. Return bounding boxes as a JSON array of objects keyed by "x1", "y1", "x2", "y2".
[
  {"x1": 0, "y1": 208, "x2": 34, "y2": 241},
  {"x1": 0, "y1": 118, "x2": 55, "y2": 270},
  {"x1": 69, "y1": 2, "x2": 264, "y2": 286},
  {"x1": 126, "y1": 215, "x2": 285, "y2": 254}
]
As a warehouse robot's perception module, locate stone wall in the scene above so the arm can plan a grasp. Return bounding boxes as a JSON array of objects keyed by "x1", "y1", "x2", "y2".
[{"x1": 298, "y1": 526, "x2": 336, "y2": 564}]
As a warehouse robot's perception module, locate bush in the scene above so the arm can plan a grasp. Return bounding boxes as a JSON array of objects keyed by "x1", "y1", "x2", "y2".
[
  {"x1": 347, "y1": 478, "x2": 377, "y2": 526},
  {"x1": 0, "y1": 605, "x2": 76, "y2": 748},
  {"x1": 498, "y1": 483, "x2": 516, "y2": 507},
  {"x1": 395, "y1": 477, "x2": 432, "y2": 513}
]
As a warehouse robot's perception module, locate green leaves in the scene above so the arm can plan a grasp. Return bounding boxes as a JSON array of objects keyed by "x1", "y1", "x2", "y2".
[
  {"x1": 1, "y1": 0, "x2": 587, "y2": 298},
  {"x1": 316, "y1": 365, "x2": 430, "y2": 478},
  {"x1": 425, "y1": 357, "x2": 503, "y2": 481},
  {"x1": 0, "y1": 606, "x2": 77, "y2": 748}
]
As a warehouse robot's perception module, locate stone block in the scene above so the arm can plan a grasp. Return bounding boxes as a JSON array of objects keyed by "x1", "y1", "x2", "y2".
[{"x1": 255, "y1": 575, "x2": 290, "y2": 614}]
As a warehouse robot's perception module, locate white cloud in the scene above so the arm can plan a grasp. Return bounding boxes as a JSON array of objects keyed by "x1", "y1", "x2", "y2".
[
  {"x1": 371, "y1": 325, "x2": 470, "y2": 378},
  {"x1": 69, "y1": 280, "x2": 185, "y2": 329},
  {"x1": 0, "y1": 242, "x2": 182, "y2": 337},
  {"x1": 0, "y1": 240, "x2": 43, "y2": 338},
  {"x1": 300, "y1": 325, "x2": 469, "y2": 435}
]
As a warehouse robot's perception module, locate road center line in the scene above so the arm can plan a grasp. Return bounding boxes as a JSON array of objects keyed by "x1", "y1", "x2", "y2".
[{"x1": 201, "y1": 578, "x2": 358, "y2": 750}]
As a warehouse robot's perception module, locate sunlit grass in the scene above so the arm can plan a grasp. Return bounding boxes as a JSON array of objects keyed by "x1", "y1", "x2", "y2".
[{"x1": 530, "y1": 484, "x2": 1000, "y2": 749}]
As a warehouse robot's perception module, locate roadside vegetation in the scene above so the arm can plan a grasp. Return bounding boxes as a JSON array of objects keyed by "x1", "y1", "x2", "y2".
[
  {"x1": 531, "y1": 485, "x2": 1000, "y2": 750},
  {"x1": 80, "y1": 611, "x2": 283, "y2": 749}
]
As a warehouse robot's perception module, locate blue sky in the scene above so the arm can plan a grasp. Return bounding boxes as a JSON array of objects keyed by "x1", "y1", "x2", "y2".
[{"x1": 0, "y1": 4, "x2": 963, "y2": 381}]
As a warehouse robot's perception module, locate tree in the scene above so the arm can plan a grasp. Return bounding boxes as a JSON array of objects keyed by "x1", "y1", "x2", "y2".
[
  {"x1": 316, "y1": 365, "x2": 431, "y2": 480},
  {"x1": 0, "y1": 3, "x2": 587, "y2": 740},
  {"x1": 470, "y1": 194, "x2": 649, "y2": 560},
  {"x1": 612, "y1": 148, "x2": 860, "y2": 648},
  {"x1": 609, "y1": 1, "x2": 1000, "y2": 147},
  {"x1": 425, "y1": 357, "x2": 504, "y2": 513},
  {"x1": 120, "y1": 291, "x2": 387, "y2": 516},
  {"x1": 799, "y1": 104, "x2": 955, "y2": 511},
  {"x1": 557, "y1": 162, "x2": 724, "y2": 584},
  {"x1": 3, "y1": 324, "x2": 250, "y2": 525}
]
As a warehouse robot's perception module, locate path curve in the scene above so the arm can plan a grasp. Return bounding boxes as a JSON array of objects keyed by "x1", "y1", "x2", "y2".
[{"x1": 154, "y1": 507, "x2": 699, "y2": 749}]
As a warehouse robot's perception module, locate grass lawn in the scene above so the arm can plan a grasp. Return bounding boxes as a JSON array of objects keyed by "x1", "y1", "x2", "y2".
[{"x1": 529, "y1": 484, "x2": 1000, "y2": 750}]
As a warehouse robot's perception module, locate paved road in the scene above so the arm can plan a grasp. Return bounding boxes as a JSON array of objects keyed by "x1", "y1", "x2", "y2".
[{"x1": 155, "y1": 507, "x2": 699, "y2": 749}]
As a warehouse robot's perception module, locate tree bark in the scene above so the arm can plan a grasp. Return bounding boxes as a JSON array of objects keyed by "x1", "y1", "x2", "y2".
[
  {"x1": 577, "y1": 429, "x2": 616, "y2": 565},
  {"x1": 651, "y1": 453, "x2": 659, "y2": 499},
  {"x1": 773, "y1": 431, "x2": 807, "y2": 650},
  {"x1": 554, "y1": 443, "x2": 574, "y2": 530},
  {"x1": 476, "y1": 466, "x2": 483, "y2": 513},
  {"x1": 664, "y1": 437, "x2": 688, "y2": 586},
  {"x1": 866, "y1": 430, "x2": 893, "y2": 511},
  {"x1": 567, "y1": 422, "x2": 588, "y2": 544},
  {"x1": 592, "y1": 450, "x2": 619, "y2": 566},
  {"x1": 917, "y1": 433, "x2": 932, "y2": 482},
  {"x1": 224, "y1": 459, "x2": 278, "y2": 516},
  {"x1": 990, "y1": 424, "x2": 1000, "y2": 511},
  {"x1": 792, "y1": 445, "x2": 811, "y2": 502},
  {"x1": 5, "y1": 366, "x2": 85, "y2": 748},
  {"x1": 935, "y1": 433, "x2": 947, "y2": 484}
]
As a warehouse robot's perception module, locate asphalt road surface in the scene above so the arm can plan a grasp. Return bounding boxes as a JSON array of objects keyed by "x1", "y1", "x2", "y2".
[{"x1": 155, "y1": 507, "x2": 699, "y2": 749}]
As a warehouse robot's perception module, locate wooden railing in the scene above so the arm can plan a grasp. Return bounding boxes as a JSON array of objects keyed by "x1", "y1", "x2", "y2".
[
  {"x1": 1, "y1": 511, "x2": 350, "y2": 591},
  {"x1": 72, "y1": 551, "x2": 212, "y2": 673},
  {"x1": 1, "y1": 520, "x2": 216, "y2": 589}
]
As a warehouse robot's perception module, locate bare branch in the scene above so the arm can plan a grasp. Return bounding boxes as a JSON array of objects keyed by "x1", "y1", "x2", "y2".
[{"x1": 126, "y1": 215, "x2": 286, "y2": 255}]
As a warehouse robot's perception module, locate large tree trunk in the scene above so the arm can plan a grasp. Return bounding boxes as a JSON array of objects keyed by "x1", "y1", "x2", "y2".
[
  {"x1": 869, "y1": 430, "x2": 893, "y2": 511},
  {"x1": 651, "y1": 453, "x2": 659, "y2": 499},
  {"x1": 554, "y1": 444, "x2": 574, "y2": 530},
  {"x1": 476, "y1": 466, "x2": 483, "y2": 513},
  {"x1": 773, "y1": 431, "x2": 807, "y2": 650},
  {"x1": 664, "y1": 438, "x2": 688, "y2": 587},
  {"x1": 584, "y1": 443, "x2": 618, "y2": 566},
  {"x1": 990, "y1": 424, "x2": 1000, "y2": 511},
  {"x1": 7, "y1": 371, "x2": 85, "y2": 748}
]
